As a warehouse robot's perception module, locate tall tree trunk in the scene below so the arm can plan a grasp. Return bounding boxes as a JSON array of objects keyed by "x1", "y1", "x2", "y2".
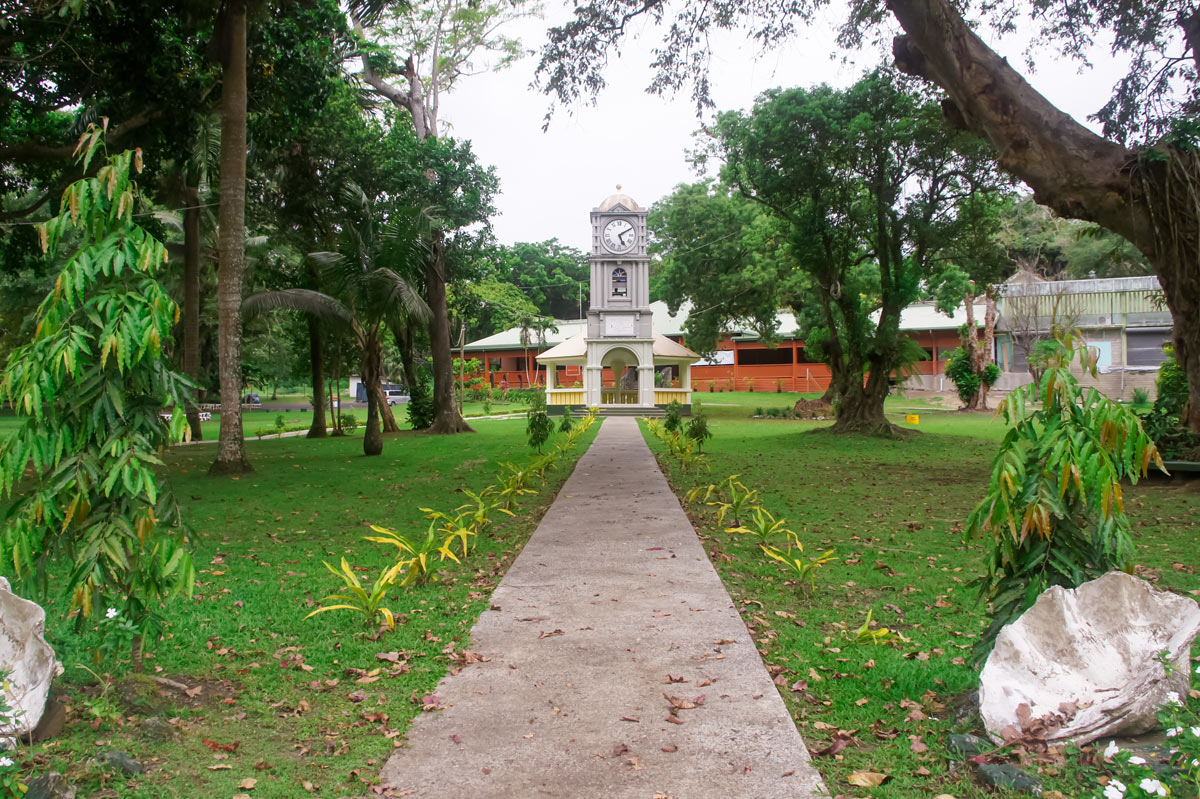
[
  {"x1": 209, "y1": 0, "x2": 252, "y2": 475},
  {"x1": 888, "y1": 0, "x2": 1200, "y2": 430},
  {"x1": 360, "y1": 55, "x2": 470, "y2": 434},
  {"x1": 831, "y1": 365, "x2": 896, "y2": 435},
  {"x1": 979, "y1": 290, "x2": 997, "y2": 410},
  {"x1": 962, "y1": 282, "x2": 983, "y2": 410},
  {"x1": 183, "y1": 184, "x2": 203, "y2": 441},
  {"x1": 307, "y1": 318, "x2": 327, "y2": 438},
  {"x1": 394, "y1": 324, "x2": 420, "y2": 397},
  {"x1": 361, "y1": 340, "x2": 384, "y2": 456},
  {"x1": 375, "y1": 382, "x2": 401, "y2": 432},
  {"x1": 427, "y1": 235, "x2": 473, "y2": 434}
]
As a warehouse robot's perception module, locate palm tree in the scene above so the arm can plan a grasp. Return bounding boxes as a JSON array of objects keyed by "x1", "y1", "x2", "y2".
[
  {"x1": 517, "y1": 313, "x2": 558, "y2": 389},
  {"x1": 243, "y1": 193, "x2": 430, "y2": 456}
]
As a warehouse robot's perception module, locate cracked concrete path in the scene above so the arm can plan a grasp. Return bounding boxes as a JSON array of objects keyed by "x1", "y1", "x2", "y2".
[{"x1": 379, "y1": 417, "x2": 826, "y2": 798}]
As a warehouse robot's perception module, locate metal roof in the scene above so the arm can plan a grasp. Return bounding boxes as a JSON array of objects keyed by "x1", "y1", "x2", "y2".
[{"x1": 466, "y1": 299, "x2": 987, "y2": 352}]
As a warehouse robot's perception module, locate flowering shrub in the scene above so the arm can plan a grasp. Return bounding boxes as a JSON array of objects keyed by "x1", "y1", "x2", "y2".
[
  {"x1": 0, "y1": 671, "x2": 27, "y2": 796},
  {"x1": 1095, "y1": 662, "x2": 1200, "y2": 798}
]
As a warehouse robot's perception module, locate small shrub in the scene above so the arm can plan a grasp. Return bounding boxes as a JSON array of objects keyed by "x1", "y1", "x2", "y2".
[
  {"x1": 664, "y1": 400, "x2": 684, "y2": 432},
  {"x1": 708, "y1": 475, "x2": 758, "y2": 526},
  {"x1": 727, "y1": 506, "x2": 793, "y2": 545},
  {"x1": 775, "y1": 378, "x2": 784, "y2": 393},
  {"x1": 1131, "y1": 387, "x2": 1150, "y2": 406},
  {"x1": 305, "y1": 558, "x2": 404, "y2": 630},
  {"x1": 965, "y1": 330, "x2": 1163, "y2": 662},
  {"x1": 762, "y1": 542, "x2": 836, "y2": 593},
  {"x1": 1155, "y1": 345, "x2": 1188, "y2": 416},
  {"x1": 686, "y1": 406, "x2": 712, "y2": 453},
  {"x1": 558, "y1": 413, "x2": 574, "y2": 433},
  {"x1": 526, "y1": 394, "x2": 552, "y2": 453},
  {"x1": 708, "y1": 381, "x2": 715, "y2": 392},
  {"x1": 945, "y1": 347, "x2": 980, "y2": 404},
  {"x1": 365, "y1": 523, "x2": 459, "y2": 585},
  {"x1": 338, "y1": 412, "x2": 359, "y2": 432},
  {"x1": 406, "y1": 382, "x2": 434, "y2": 430}
]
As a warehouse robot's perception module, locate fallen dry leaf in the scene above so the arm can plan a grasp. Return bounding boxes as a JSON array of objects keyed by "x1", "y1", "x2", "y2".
[
  {"x1": 237, "y1": 777, "x2": 258, "y2": 789},
  {"x1": 847, "y1": 771, "x2": 889, "y2": 787},
  {"x1": 206, "y1": 764, "x2": 232, "y2": 771}
]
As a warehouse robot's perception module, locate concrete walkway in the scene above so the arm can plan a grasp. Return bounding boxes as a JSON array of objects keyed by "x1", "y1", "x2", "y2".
[{"x1": 379, "y1": 417, "x2": 826, "y2": 798}]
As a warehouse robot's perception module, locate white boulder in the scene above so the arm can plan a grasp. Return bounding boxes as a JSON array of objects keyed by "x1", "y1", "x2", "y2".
[
  {"x1": 980, "y1": 572, "x2": 1200, "y2": 746},
  {"x1": 0, "y1": 577, "x2": 63, "y2": 744}
]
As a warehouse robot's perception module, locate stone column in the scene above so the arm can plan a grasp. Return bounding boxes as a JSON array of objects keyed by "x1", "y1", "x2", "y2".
[
  {"x1": 585, "y1": 365, "x2": 603, "y2": 406},
  {"x1": 639, "y1": 365, "x2": 655, "y2": 406}
]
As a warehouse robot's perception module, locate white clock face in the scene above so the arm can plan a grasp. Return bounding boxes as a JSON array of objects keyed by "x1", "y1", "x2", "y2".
[{"x1": 602, "y1": 219, "x2": 636, "y2": 253}]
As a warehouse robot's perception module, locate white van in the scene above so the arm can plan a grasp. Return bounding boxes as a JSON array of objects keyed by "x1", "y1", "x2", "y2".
[{"x1": 385, "y1": 389, "x2": 410, "y2": 406}]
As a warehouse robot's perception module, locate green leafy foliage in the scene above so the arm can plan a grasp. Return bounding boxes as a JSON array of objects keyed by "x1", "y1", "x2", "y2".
[
  {"x1": 663, "y1": 400, "x2": 684, "y2": 433},
  {"x1": 964, "y1": 329, "x2": 1164, "y2": 661},
  {"x1": 1156, "y1": 346, "x2": 1189, "y2": 417},
  {"x1": 761, "y1": 542, "x2": 837, "y2": 593},
  {"x1": 727, "y1": 506, "x2": 793, "y2": 545},
  {"x1": 365, "y1": 522, "x2": 460, "y2": 586},
  {"x1": 0, "y1": 133, "x2": 194, "y2": 668},
  {"x1": 526, "y1": 393, "x2": 553, "y2": 453},
  {"x1": 686, "y1": 407, "x2": 713, "y2": 453},
  {"x1": 945, "y1": 347, "x2": 980, "y2": 404},
  {"x1": 708, "y1": 475, "x2": 759, "y2": 527},
  {"x1": 305, "y1": 558, "x2": 404, "y2": 631},
  {"x1": 406, "y1": 381, "x2": 435, "y2": 430}
]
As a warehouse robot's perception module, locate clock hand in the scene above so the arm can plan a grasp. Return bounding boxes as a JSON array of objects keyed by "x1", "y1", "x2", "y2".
[{"x1": 618, "y1": 228, "x2": 631, "y2": 246}]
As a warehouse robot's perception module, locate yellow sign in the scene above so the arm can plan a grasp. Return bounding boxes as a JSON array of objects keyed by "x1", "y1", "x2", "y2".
[{"x1": 905, "y1": 414, "x2": 920, "y2": 425}]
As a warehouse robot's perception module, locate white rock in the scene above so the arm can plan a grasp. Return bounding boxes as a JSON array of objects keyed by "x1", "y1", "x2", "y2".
[
  {"x1": 980, "y1": 572, "x2": 1200, "y2": 746},
  {"x1": 0, "y1": 577, "x2": 63, "y2": 744}
]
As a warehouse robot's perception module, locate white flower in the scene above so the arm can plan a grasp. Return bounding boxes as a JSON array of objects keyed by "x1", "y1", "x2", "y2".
[
  {"x1": 1104, "y1": 740, "x2": 1120, "y2": 758},
  {"x1": 1110, "y1": 779, "x2": 1127, "y2": 794},
  {"x1": 0, "y1": 756, "x2": 12, "y2": 768},
  {"x1": 1166, "y1": 691, "x2": 1182, "y2": 706},
  {"x1": 1128, "y1": 756, "x2": 1147, "y2": 765},
  {"x1": 1166, "y1": 727, "x2": 1182, "y2": 737},
  {"x1": 1191, "y1": 726, "x2": 1200, "y2": 738},
  {"x1": 1195, "y1": 663, "x2": 1199, "y2": 674},
  {"x1": 105, "y1": 607, "x2": 119, "y2": 619},
  {"x1": 1103, "y1": 783, "x2": 1125, "y2": 799},
  {"x1": 1138, "y1": 778, "x2": 1167, "y2": 797}
]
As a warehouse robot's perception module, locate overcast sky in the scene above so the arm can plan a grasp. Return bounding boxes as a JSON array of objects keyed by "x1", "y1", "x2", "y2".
[{"x1": 436, "y1": 3, "x2": 1124, "y2": 253}]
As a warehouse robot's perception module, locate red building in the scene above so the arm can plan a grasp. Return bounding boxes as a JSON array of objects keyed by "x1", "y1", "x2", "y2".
[{"x1": 464, "y1": 300, "x2": 985, "y2": 393}]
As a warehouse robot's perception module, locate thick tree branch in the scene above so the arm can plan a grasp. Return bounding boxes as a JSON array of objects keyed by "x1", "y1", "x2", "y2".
[
  {"x1": 0, "y1": 109, "x2": 161, "y2": 163},
  {"x1": 360, "y1": 52, "x2": 411, "y2": 108},
  {"x1": 887, "y1": 0, "x2": 1153, "y2": 256}
]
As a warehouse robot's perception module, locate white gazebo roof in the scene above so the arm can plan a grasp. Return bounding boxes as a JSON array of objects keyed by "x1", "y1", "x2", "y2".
[{"x1": 536, "y1": 332, "x2": 698, "y2": 365}]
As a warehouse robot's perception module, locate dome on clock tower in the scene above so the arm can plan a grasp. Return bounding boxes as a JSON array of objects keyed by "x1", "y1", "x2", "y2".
[{"x1": 597, "y1": 185, "x2": 639, "y2": 211}]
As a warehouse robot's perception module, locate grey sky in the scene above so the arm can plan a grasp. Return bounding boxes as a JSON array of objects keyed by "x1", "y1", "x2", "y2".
[{"x1": 438, "y1": 4, "x2": 1125, "y2": 252}]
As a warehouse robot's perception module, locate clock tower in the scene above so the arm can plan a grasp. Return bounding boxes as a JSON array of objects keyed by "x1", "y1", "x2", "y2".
[{"x1": 585, "y1": 186, "x2": 654, "y2": 406}]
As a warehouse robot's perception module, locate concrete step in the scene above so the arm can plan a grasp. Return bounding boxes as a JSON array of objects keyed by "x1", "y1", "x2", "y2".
[{"x1": 567, "y1": 405, "x2": 666, "y2": 418}]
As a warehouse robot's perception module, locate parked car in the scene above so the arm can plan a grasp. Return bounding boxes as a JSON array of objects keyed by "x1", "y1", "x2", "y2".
[
  {"x1": 385, "y1": 389, "x2": 410, "y2": 406},
  {"x1": 243, "y1": 392, "x2": 261, "y2": 404}
]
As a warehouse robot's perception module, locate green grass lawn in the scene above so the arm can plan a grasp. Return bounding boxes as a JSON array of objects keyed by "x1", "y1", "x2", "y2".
[
  {"x1": 642, "y1": 408, "x2": 1200, "y2": 799},
  {"x1": 7, "y1": 419, "x2": 595, "y2": 798}
]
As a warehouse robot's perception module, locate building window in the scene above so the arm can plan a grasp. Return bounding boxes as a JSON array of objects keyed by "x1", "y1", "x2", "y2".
[
  {"x1": 612, "y1": 267, "x2": 628, "y2": 297},
  {"x1": 737, "y1": 347, "x2": 794, "y2": 365}
]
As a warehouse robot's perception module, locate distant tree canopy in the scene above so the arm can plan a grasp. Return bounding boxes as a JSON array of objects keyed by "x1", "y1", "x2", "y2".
[
  {"x1": 536, "y1": 0, "x2": 1200, "y2": 432},
  {"x1": 654, "y1": 70, "x2": 1008, "y2": 434}
]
